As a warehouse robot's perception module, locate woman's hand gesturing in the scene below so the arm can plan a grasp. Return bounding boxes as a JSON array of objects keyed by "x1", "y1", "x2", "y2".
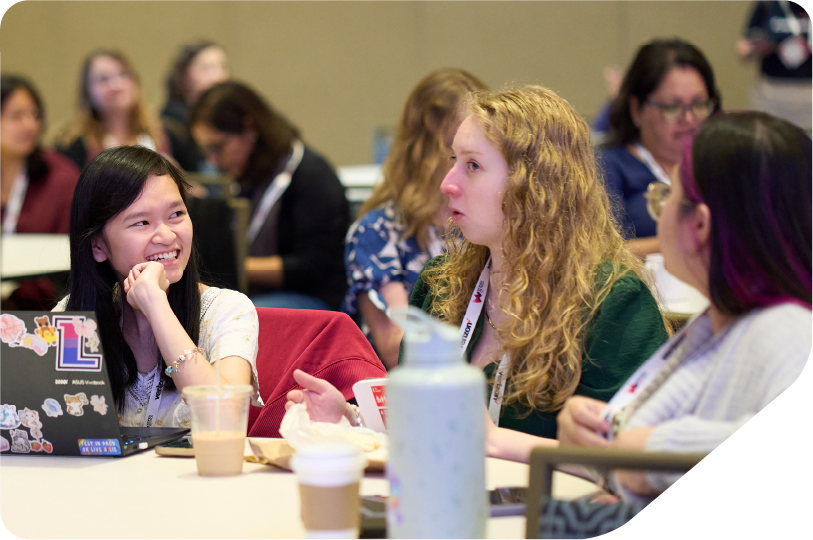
[{"x1": 286, "y1": 369, "x2": 350, "y2": 424}]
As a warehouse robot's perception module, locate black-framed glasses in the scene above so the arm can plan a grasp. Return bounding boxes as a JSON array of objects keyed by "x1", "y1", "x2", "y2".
[
  {"x1": 644, "y1": 181, "x2": 670, "y2": 221},
  {"x1": 645, "y1": 99, "x2": 714, "y2": 124}
]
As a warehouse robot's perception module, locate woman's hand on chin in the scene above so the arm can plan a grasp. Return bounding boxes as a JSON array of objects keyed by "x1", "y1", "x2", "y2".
[{"x1": 123, "y1": 261, "x2": 170, "y2": 312}]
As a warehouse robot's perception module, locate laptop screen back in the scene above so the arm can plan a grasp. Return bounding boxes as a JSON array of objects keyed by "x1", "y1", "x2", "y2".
[{"x1": 1, "y1": 311, "x2": 124, "y2": 456}]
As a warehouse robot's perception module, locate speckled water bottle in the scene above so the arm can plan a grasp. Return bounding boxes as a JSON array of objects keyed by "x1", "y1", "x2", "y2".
[{"x1": 386, "y1": 307, "x2": 486, "y2": 539}]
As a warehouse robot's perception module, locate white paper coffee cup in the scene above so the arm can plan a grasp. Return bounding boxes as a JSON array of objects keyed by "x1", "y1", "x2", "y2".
[{"x1": 291, "y1": 443, "x2": 367, "y2": 539}]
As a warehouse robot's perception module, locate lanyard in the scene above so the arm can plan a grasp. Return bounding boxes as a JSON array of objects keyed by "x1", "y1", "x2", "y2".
[
  {"x1": 599, "y1": 325, "x2": 692, "y2": 440},
  {"x1": 144, "y1": 368, "x2": 167, "y2": 428},
  {"x1": 2, "y1": 168, "x2": 28, "y2": 235},
  {"x1": 633, "y1": 143, "x2": 672, "y2": 186},
  {"x1": 246, "y1": 140, "x2": 304, "y2": 246},
  {"x1": 457, "y1": 257, "x2": 510, "y2": 426}
]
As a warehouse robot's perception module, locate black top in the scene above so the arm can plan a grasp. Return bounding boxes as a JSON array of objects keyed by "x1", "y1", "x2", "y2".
[
  {"x1": 243, "y1": 146, "x2": 350, "y2": 310},
  {"x1": 161, "y1": 99, "x2": 205, "y2": 172},
  {"x1": 746, "y1": 1, "x2": 812, "y2": 79}
]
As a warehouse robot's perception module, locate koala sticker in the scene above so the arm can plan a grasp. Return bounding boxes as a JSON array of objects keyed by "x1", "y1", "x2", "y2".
[
  {"x1": 9, "y1": 429, "x2": 31, "y2": 453},
  {"x1": 64, "y1": 393, "x2": 89, "y2": 417}
]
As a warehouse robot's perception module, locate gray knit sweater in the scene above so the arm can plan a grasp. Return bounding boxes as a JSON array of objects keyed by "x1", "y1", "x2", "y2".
[{"x1": 616, "y1": 303, "x2": 811, "y2": 499}]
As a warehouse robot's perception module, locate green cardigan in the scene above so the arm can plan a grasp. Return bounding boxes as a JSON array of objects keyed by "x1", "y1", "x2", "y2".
[{"x1": 400, "y1": 256, "x2": 668, "y2": 440}]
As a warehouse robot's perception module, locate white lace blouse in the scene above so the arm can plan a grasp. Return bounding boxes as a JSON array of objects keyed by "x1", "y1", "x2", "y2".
[{"x1": 54, "y1": 287, "x2": 263, "y2": 427}]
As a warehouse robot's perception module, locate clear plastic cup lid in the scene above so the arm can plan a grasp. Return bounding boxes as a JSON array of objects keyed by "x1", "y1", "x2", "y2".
[{"x1": 181, "y1": 384, "x2": 253, "y2": 400}]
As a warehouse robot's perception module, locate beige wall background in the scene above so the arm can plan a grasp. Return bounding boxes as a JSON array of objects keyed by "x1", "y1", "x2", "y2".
[{"x1": 1, "y1": 1, "x2": 758, "y2": 166}]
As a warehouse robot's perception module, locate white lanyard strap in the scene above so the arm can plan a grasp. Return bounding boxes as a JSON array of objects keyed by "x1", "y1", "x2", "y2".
[
  {"x1": 634, "y1": 143, "x2": 672, "y2": 186},
  {"x1": 2, "y1": 168, "x2": 28, "y2": 235},
  {"x1": 459, "y1": 257, "x2": 491, "y2": 350},
  {"x1": 600, "y1": 328, "x2": 691, "y2": 440},
  {"x1": 457, "y1": 257, "x2": 509, "y2": 426},
  {"x1": 246, "y1": 140, "x2": 304, "y2": 246},
  {"x1": 144, "y1": 370, "x2": 167, "y2": 428}
]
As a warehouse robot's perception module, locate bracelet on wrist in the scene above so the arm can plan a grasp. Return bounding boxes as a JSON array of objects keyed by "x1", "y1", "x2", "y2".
[{"x1": 165, "y1": 347, "x2": 204, "y2": 377}]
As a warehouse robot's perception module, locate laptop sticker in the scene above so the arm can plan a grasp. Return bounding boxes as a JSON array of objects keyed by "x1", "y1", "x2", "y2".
[
  {"x1": 30, "y1": 440, "x2": 53, "y2": 453},
  {"x1": 71, "y1": 317, "x2": 100, "y2": 353},
  {"x1": 0, "y1": 436, "x2": 8, "y2": 452},
  {"x1": 9, "y1": 429, "x2": 31, "y2": 453},
  {"x1": 20, "y1": 408, "x2": 43, "y2": 439},
  {"x1": 64, "y1": 393, "x2": 89, "y2": 416},
  {"x1": 0, "y1": 404, "x2": 21, "y2": 429},
  {"x1": 34, "y1": 316, "x2": 58, "y2": 346},
  {"x1": 90, "y1": 395, "x2": 108, "y2": 415},
  {"x1": 78, "y1": 439, "x2": 122, "y2": 456},
  {"x1": 0, "y1": 314, "x2": 26, "y2": 345},
  {"x1": 19, "y1": 333, "x2": 49, "y2": 356},
  {"x1": 41, "y1": 398, "x2": 63, "y2": 418},
  {"x1": 52, "y1": 315, "x2": 103, "y2": 372}
]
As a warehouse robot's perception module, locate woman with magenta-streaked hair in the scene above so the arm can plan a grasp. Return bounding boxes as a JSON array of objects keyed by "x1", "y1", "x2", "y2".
[{"x1": 556, "y1": 110, "x2": 811, "y2": 501}]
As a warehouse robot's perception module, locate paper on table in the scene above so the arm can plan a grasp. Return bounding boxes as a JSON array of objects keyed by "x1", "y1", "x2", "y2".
[{"x1": 247, "y1": 438, "x2": 386, "y2": 471}]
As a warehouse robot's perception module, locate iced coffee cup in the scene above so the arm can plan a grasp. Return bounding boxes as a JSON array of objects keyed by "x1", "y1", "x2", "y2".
[
  {"x1": 182, "y1": 384, "x2": 253, "y2": 477},
  {"x1": 290, "y1": 443, "x2": 367, "y2": 539}
]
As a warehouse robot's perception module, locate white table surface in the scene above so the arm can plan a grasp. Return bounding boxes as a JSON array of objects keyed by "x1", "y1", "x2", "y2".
[
  {"x1": 0, "y1": 438, "x2": 597, "y2": 539},
  {"x1": 1, "y1": 234, "x2": 71, "y2": 279}
]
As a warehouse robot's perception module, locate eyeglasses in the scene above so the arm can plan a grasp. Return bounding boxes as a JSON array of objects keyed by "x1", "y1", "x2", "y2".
[
  {"x1": 644, "y1": 182, "x2": 671, "y2": 221},
  {"x1": 645, "y1": 99, "x2": 714, "y2": 124},
  {"x1": 90, "y1": 70, "x2": 132, "y2": 87},
  {"x1": 201, "y1": 140, "x2": 227, "y2": 158}
]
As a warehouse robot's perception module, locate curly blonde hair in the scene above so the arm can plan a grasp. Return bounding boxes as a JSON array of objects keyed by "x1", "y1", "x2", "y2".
[
  {"x1": 56, "y1": 49, "x2": 163, "y2": 150},
  {"x1": 424, "y1": 85, "x2": 650, "y2": 414},
  {"x1": 360, "y1": 68, "x2": 488, "y2": 249}
]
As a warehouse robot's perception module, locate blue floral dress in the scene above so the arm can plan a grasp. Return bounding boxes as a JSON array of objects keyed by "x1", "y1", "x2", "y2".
[{"x1": 342, "y1": 201, "x2": 444, "y2": 322}]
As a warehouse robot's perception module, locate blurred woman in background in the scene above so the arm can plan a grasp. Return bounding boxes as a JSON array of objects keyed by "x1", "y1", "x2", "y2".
[
  {"x1": 55, "y1": 49, "x2": 169, "y2": 169},
  {"x1": 162, "y1": 41, "x2": 230, "y2": 171},
  {"x1": 599, "y1": 38, "x2": 721, "y2": 258},
  {"x1": 1, "y1": 74, "x2": 80, "y2": 309},
  {"x1": 191, "y1": 81, "x2": 348, "y2": 310},
  {"x1": 343, "y1": 68, "x2": 489, "y2": 369}
]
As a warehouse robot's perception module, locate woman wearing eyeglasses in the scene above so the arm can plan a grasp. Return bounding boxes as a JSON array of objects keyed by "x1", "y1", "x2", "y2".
[
  {"x1": 598, "y1": 39, "x2": 721, "y2": 258},
  {"x1": 558, "y1": 111, "x2": 811, "y2": 501}
]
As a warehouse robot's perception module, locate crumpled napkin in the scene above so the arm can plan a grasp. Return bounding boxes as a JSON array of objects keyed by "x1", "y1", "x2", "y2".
[{"x1": 279, "y1": 402, "x2": 388, "y2": 464}]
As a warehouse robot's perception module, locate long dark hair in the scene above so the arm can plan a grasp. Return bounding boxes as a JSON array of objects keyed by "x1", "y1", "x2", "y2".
[
  {"x1": 684, "y1": 111, "x2": 811, "y2": 314},
  {"x1": 66, "y1": 146, "x2": 202, "y2": 412},
  {"x1": 165, "y1": 40, "x2": 222, "y2": 103},
  {"x1": 189, "y1": 80, "x2": 300, "y2": 187},
  {"x1": 1, "y1": 74, "x2": 49, "y2": 182},
  {"x1": 606, "y1": 38, "x2": 721, "y2": 148}
]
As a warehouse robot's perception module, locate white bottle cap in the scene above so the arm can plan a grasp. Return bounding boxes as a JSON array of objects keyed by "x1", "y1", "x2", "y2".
[{"x1": 389, "y1": 306, "x2": 462, "y2": 365}]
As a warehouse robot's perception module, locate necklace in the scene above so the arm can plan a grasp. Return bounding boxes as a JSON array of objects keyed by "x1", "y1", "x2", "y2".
[{"x1": 485, "y1": 310, "x2": 497, "y2": 330}]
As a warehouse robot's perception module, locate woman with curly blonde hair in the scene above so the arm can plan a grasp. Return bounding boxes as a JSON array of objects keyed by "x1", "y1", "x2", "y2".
[
  {"x1": 343, "y1": 68, "x2": 488, "y2": 368},
  {"x1": 409, "y1": 85, "x2": 668, "y2": 448},
  {"x1": 288, "y1": 85, "x2": 668, "y2": 461}
]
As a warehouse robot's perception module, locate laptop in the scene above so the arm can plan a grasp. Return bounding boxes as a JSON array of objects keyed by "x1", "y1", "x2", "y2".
[{"x1": 0, "y1": 311, "x2": 188, "y2": 457}]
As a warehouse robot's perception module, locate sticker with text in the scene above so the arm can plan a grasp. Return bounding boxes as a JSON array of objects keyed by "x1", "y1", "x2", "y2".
[
  {"x1": 64, "y1": 393, "x2": 89, "y2": 417},
  {"x1": 20, "y1": 408, "x2": 43, "y2": 440},
  {"x1": 90, "y1": 395, "x2": 108, "y2": 416},
  {"x1": 53, "y1": 315, "x2": 103, "y2": 372},
  {"x1": 0, "y1": 404, "x2": 21, "y2": 430},
  {"x1": 9, "y1": 429, "x2": 31, "y2": 453},
  {"x1": 78, "y1": 439, "x2": 121, "y2": 456},
  {"x1": 41, "y1": 398, "x2": 63, "y2": 418}
]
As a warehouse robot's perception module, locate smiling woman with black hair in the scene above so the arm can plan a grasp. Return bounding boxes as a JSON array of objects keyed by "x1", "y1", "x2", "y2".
[{"x1": 54, "y1": 145, "x2": 262, "y2": 427}]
